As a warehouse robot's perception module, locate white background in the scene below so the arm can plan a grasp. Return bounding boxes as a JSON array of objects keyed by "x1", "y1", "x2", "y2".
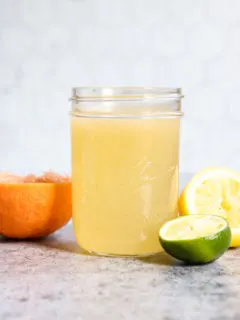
[{"x1": 1, "y1": 0, "x2": 240, "y2": 175}]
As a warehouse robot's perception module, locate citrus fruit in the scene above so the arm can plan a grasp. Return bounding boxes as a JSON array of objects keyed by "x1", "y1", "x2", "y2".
[
  {"x1": 0, "y1": 171, "x2": 72, "y2": 239},
  {"x1": 159, "y1": 215, "x2": 231, "y2": 264},
  {"x1": 179, "y1": 167, "x2": 240, "y2": 247}
]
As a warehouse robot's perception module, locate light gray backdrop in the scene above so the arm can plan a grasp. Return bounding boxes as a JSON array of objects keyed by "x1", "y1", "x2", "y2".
[{"x1": 1, "y1": 0, "x2": 240, "y2": 175}]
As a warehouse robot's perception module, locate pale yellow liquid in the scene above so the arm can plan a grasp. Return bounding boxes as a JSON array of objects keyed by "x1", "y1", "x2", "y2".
[{"x1": 71, "y1": 116, "x2": 180, "y2": 256}]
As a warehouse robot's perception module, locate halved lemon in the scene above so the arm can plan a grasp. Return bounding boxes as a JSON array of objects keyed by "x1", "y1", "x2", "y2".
[
  {"x1": 179, "y1": 167, "x2": 240, "y2": 247},
  {"x1": 159, "y1": 215, "x2": 231, "y2": 264}
]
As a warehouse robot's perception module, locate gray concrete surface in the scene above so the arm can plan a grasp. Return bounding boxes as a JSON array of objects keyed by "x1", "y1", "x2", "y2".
[
  {"x1": 1, "y1": 225, "x2": 240, "y2": 320},
  {"x1": 1, "y1": 174, "x2": 240, "y2": 320}
]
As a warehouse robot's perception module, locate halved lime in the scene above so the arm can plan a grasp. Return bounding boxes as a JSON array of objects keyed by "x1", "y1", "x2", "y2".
[{"x1": 159, "y1": 215, "x2": 231, "y2": 264}]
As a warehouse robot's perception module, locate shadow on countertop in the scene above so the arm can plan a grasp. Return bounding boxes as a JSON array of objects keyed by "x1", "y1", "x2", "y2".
[
  {"x1": 0, "y1": 223, "x2": 88, "y2": 255},
  {"x1": 138, "y1": 253, "x2": 182, "y2": 266},
  {"x1": 37, "y1": 223, "x2": 91, "y2": 255}
]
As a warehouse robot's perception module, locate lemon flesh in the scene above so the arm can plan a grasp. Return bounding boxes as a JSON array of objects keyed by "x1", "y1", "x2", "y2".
[
  {"x1": 179, "y1": 167, "x2": 240, "y2": 247},
  {"x1": 159, "y1": 215, "x2": 231, "y2": 264}
]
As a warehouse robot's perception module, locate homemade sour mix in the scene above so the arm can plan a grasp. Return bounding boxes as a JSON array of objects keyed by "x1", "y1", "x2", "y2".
[{"x1": 70, "y1": 87, "x2": 183, "y2": 256}]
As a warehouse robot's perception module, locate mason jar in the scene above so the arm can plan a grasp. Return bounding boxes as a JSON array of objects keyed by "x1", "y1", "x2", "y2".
[{"x1": 70, "y1": 87, "x2": 183, "y2": 256}]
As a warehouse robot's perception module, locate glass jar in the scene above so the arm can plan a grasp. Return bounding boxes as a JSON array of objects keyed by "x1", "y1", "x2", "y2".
[{"x1": 70, "y1": 87, "x2": 183, "y2": 256}]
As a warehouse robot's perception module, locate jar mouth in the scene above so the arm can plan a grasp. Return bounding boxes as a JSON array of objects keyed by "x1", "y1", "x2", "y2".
[{"x1": 70, "y1": 86, "x2": 184, "y2": 102}]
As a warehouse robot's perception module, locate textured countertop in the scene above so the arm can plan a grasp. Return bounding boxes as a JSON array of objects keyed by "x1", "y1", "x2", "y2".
[{"x1": 1, "y1": 174, "x2": 240, "y2": 320}]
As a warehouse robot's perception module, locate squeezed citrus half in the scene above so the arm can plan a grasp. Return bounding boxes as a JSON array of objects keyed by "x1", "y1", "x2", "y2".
[
  {"x1": 0, "y1": 172, "x2": 72, "y2": 239},
  {"x1": 159, "y1": 215, "x2": 231, "y2": 264}
]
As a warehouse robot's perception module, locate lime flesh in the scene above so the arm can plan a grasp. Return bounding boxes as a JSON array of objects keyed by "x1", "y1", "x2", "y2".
[{"x1": 159, "y1": 215, "x2": 231, "y2": 264}]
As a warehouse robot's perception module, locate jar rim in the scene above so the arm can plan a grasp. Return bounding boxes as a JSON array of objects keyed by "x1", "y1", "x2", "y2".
[{"x1": 70, "y1": 86, "x2": 184, "y2": 101}]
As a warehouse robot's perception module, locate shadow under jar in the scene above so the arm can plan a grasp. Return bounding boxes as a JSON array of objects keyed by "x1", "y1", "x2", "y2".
[{"x1": 70, "y1": 87, "x2": 183, "y2": 257}]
